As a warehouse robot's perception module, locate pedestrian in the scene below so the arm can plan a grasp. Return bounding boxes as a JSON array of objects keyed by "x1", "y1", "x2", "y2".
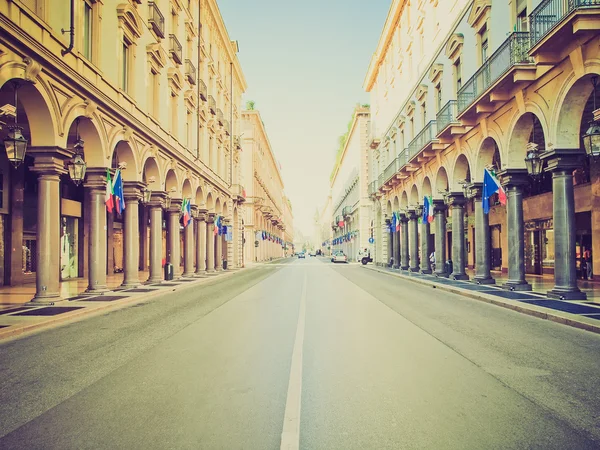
[
  {"x1": 581, "y1": 255, "x2": 588, "y2": 280},
  {"x1": 584, "y1": 248, "x2": 593, "y2": 280},
  {"x1": 429, "y1": 251, "x2": 435, "y2": 271}
]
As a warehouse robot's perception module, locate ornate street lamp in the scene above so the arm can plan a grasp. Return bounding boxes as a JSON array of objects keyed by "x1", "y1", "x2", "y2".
[
  {"x1": 3, "y1": 82, "x2": 28, "y2": 168},
  {"x1": 582, "y1": 76, "x2": 600, "y2": 161},
  {"x1": 165, "y1": 187, "x2": 176, "y2": 209},
  {"x1": 524, "y1": 142, "x2": 543, "y2": 179},
  {"x1": 142, "y1": 176, "x2": 155, "y2": 204},
  {"x1": 67, "y1": 119, "x2": 87, "y2": 185}
]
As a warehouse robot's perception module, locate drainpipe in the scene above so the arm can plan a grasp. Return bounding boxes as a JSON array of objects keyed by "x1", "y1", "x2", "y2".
[
  {"x1": 230, "y1": 61, "x2": 233, "y2": 188},
  {"x1": 196, "y1": 0, "x2": 202, "y2": 161},
  {"x1": 61, "y1": 0, "x2": 75, "y2": 56}
]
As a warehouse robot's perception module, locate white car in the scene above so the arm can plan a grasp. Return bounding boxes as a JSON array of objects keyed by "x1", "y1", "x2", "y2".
[{"x1": 331, "y1": 251, "x2": 348, "y2": 263}]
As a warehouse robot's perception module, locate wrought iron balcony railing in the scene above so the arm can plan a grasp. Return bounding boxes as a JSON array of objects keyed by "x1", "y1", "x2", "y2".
[
  {"x1": 457, "y1": 32, "x2": 533, "y2": 115},
  {"x1": 199, "y1": 80, "x2": 207, "y2": 102},
  {"x1": 342, "y1": 206, "x2": 352, "y2": 217},
  {"x1": 383, "y1": 157, "x2": 400, "y2": 184},
  {"x1": 217, "y1": 108, "x2": 224, "y2": 125},
  {"x1": 530, "y1": 0, "x2": 600, "y2": 48},
  {"x1": 148, "y1": 1, "x2": 165, "y2": 38},
  {"x1": 185, "y1": 59, "x2": 196, "y2": 85},
  {"x1": 377, "y1": 173, "x2": 384, "y2": 190},
  {"x1": 169, "y1": 34, "x2": 183, "y2": 64},
  {"x1": 436, "y1": 100, "x2": 458, "y2": 135},
  {"x1": 368, "y1": 180, "x2": 377, "y2": 196},
  {"x1": 407, "y1": 120, "x2": 437, "y2": 160},
  {"x1": 208, "y1": 95, "x2": 216, "y2": 115}
]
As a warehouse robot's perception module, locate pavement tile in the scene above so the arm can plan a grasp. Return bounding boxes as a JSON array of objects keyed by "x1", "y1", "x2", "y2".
[
  {"x1": 521, "y1": 300, "x2": 600, "y2": 315},
  {"x1": 11, "y1": 306, "x2": 85, "y2": 316},
  {"x1": 77, "y1": 296, "x2": 129, "y2": 302}
]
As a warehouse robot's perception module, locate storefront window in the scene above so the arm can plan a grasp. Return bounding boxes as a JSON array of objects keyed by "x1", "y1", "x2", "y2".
[
  {"x1": 60, "y1": 217, "x2": 79, "y2": 279},
  {"x1": 542, "y1": 229, "x2": 555, "y2": 269},
  {"x1": 23, "y1": 237, "x2": 36, "y2": 274}
]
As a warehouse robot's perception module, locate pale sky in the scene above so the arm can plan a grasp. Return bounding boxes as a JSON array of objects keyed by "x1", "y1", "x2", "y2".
[{"x1": 217, "y1": 0, "x2": 390, "y2": 236}]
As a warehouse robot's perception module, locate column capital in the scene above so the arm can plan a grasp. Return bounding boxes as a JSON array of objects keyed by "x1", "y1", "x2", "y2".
[
  {"x1": 541, "y1": 148, "x2": 587, "y2": 172},
  {"x1": 147, "y1": 190, "x2": 167, "y2": 208},
  {"x1": 407, "y1": 209, "x2": 419, "y2": 220},
  {"x1": 497, "y1": 168, "x2": 530, "y2": 188},
  {"x1": 206, "y1": 212, "x2": 216, "y2": 223},
  {"x1": 399, "y1": 213, "x2": 409, "y2": 223},
  {"x1": 167, "y1": 198, "x2": 183, "y2": 213},
  {"x1": 196, "y1": 208, "x2": 208, "y2": 221},
  {"x1": 123, "y1": 181, "x2": 145, "y2": 201},
  {"x1": 432, "y1": 199, "x2": 447, "y2": 212},
  {"x1": 83, "y1": 167, "x2": 108, "y2": 190},
  {"x1": 28, "y1": 146, "x2": 70, "y2": 176},
  {"x1": 446, "y1": 192, "x2": 467, "y2": 207},
  {"x1": 466, "y1": 182, "x2": 483, "y2": 200}
]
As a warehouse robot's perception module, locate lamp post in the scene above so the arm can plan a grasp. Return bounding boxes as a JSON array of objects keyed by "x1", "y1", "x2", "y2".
[
  {"x1": 524, "y1": 142, "x2": 543, "y2": 179},
  {"x1": 3, "y1": 82, "x2": 28, "y2": 168},
  {"x1": 141, "y1": 176, "x2": 155, "y2": 204},
  {"x1": 165, "y1": 187, "x2": 176, "y2": 209},
  {"x1": 67, "y1": 119, "x2": 87, "y2": 185},
  {"x1": 582, "y1": 76, "x2": 600, "y2": 161}
]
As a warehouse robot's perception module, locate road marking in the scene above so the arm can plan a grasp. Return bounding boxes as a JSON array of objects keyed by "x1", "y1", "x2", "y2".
[{"x1": 280, "y1": 273, "x2": 307, "y2": 450}]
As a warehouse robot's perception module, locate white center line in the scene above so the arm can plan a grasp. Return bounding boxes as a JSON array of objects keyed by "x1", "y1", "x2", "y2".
[{"x1": 280, "y1": 273, "x2": 308, "y2": 450}]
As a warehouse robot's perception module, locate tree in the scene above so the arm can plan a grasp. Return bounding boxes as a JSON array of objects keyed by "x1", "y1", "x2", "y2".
[{"x1": 246, "y1": 100, "x2": 255, "y2": 110}]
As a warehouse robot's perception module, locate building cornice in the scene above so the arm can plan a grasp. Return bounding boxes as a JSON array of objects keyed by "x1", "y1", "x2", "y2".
[
  {"x1": 242, "y1": 110, "x2": 284, "y2": 188},
  {"x1": 330, "y1": 108, "x2": 369, "y2": 187}
]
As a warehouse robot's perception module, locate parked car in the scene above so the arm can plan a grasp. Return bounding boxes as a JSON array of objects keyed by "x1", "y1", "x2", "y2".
[
  {"x1": 309, "y1": 251, "x2": 316, "y2": 257},
  {"x1": 331, "y1": 251, "x2": 348, "y2": 263},
  {"x1": 298, "y1": 252, "x2": 306, "y2": 259}
]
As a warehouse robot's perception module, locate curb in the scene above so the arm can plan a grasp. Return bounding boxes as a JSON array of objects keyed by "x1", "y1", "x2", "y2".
[
  {"x1": 0, "y1": 268, "x2": 245, "y2": 343},
  {"x1": 361, "y1": 265, "x2": 600, "y2": 335}
]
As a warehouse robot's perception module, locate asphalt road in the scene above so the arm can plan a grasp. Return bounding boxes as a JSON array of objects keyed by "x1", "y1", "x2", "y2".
[{"x1": 1, "y1": 257, "x2": 600, "y2": 449}]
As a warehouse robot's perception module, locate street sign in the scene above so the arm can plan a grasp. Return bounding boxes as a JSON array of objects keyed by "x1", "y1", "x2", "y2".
[{"x1": 369, "y1": 237, "x2": 374, "y2": 244}]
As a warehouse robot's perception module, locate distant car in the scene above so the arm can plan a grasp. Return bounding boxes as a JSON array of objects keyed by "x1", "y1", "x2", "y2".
[
  {"x1": 298, "y1": 252, "x2": 306, "y2": 259},
  {"x1": 331, "y1": 251, "x2": 347, "y2": 263},
  {"x1": 309, "y1": 252, "x2": 316, "y2": 257}
]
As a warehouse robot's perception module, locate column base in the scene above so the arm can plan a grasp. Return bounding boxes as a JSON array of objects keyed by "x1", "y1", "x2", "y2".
[
  {"x1": 410, "y1": 267, "x2": 420, "y2": 272},
  {"x1": 400, "y1": 265, "x2": 409, "y2": 271},
  {"x1": 473, "y1": 276, "x2": 496, "y2": 285},
  {"x1": 392, "y1": 264, "x2": 400, "y2": 269},
  {"x1": 502, "y1": 281, "x2": 532, "y2": 291},
  {"x1": 145, "y1": 276, "x2": 164, "y2": 284},
  {"x1": 31, "y1": 292, "x2": 61, "y2": 303},
  {"x1": 121, "y1": 281, "x2": 141, "y2": 289},
  {"x1": 194, "y1": 272, "x2": 208, "y2": 278},
  {"x1": 182, "y1": 272, "x2": 196, "y2": 278},
  {"x1": 450, "y1": 273, "x2": 469, "y2": 281},
  {"x1": 547, "y1": 288, "x2": 587, "y2": 300},
  {"x1": 420, "y1": 268, "x2": 432, "y2": 275},
  {"x1": 84, "y1": 286, "x2": 110, "y2": 295},
  {"x1": 434, "y1": 271, "x2": 450, "y2": 278}
]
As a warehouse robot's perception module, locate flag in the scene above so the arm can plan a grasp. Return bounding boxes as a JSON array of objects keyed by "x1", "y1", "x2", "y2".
[
  {"x1": 395, "y1": 212, "x2": 400, "y2": 231},
  {"x1": 338, "y1": 218, "x2": 345, "y2": 227},
  {"x1": 391, "y1": 212, "x2": 397, "y2": 233},
  {"x1": 422, "y1": 197, "x2": 429, "y2": 224},
  {"x1": 428, "y1": 196, "x2": 434, "y2": 223},
  {"x1": 105, "y1": 169, "x2": 114, "y2": 213},
  {"x1": 483, "y1": 168, "x2": 507, "y2": 214},
  {"x1": 112, "y1": 169, "x2": 125, "y2": 214},
  {"x1": 181, "y1": 198, "x2": 191, "y2": 227},
  {"x1": 214, "y1": 216, "x2": 220, "y2": 235}
]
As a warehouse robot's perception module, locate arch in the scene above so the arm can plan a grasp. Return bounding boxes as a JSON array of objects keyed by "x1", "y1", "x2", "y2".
[
  {"x1": 386, "y1": 199, "x2": 393, "y2": 215},
  {"x1": 422, "y1": 176, "x2": 432, "y2": 198},
  {"x1": 182, "y1": 179, "x2": 192, "y2": 200},
  {"x1": 164, "y1": 169, "x2": 179, "y2": 195},
  {"x1": 233, "y1": 207, "x2": 240, "y2": 266},
  {"x1": 400, "y1": 191, "x2": 409, "y2": 209},
  {"x1": 474, "y1": 137, "x2": 502, "y2": 181},
  {"x1": 451, "y1": 154, "x2": 471, "y2": 191},
  {"x1": 434, "y1": 166, "x2": 449, "y2": 197},
  {"x1": 62, "y1": 116, "x2": 105, "y2": 169},
  {"x1": 195, "y1": 185, "x2": 205, "y2": 207},
  {"x1": 506, "y1": 110, "x2": 548, "y2": 169},
  {"x1": 214, "y1": 197, "x2": 222, "y2": 215},
  {"x1": 142, "y1": 157, "x2": 160, "y2": 187},
  {"x1": 206, "y1": 192, "x2": 215, "y2": 211},
  {"x1": 393, "y1": 195, "x2": 400, "y2": 211},
  {"x1": 554, "y1": 71, "x2": 600, "y2": 149},
  {"x1": 0, "y1": 76, "x2": 58, "y2": 147},
  {"x1": 111, "y1": 141, "x2": 139, "y2": 181},
  {"x1": 409, "y1": 185, "x2": 419, "y2": 206}
]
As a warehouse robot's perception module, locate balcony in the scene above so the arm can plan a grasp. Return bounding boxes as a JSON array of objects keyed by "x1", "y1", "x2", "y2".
[
  {"x1": 435, "y1": 100, "x2": 469, "y2": 142},
  {"x1": 342, "y1": 206, "x2": 353, "y2": 218},
  {"x1": 185, "y1": 59, "x2": 196, "y2": 85},
  {"x1": 368, "y1": 180, "x2": 377, "y2": 197},
  {"x1": 148, "y1": 1, "x2": 165, "y2": 39},
  {"x1": 530, "y1": 0, "x2": 600, "y2": 53},
  {"x1": 199, "y1": 80, "x2": 207, "y2": 102},
  {"x1": 223, "y1": 119, "x2": 230, "y2": 136},
  {"x1": 457, "y1": 32, "x2": 534, "y2": 118},
  {"x1": 383, "y1": 157, "x2": 400, "y2": 187},
  {"x1": 231, "y1": 184, "x2": 246, "y2": 202},
  {"x1": 217, "y1": 108, "x2": 224, "y2": 125},
  {"x1": 208, "y1": 95, "x2": 216, "y2": 115},
  {"x1": 407, "y1": 120, "x2": 438, "y2": 164},
  {"x1": 169, "y1": 34, "x2": 183, "y2": 65}
]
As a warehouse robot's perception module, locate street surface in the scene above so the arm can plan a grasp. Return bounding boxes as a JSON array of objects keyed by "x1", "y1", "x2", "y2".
[{"x1": 1, "y1": 257, "x2": 600, "y2": 449}]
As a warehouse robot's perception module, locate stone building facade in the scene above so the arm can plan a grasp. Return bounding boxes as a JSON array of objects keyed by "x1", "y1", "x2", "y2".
[
  {"x1": 0, "y1": 0, "x2": 248, "y2": 300},
  {"x1": 240, "y1": 109, "x2": 292, "y2": 263},
  {"x1": 330, "y1": 106, "x2": 372, "y2": 261},
  {"x1": 366, "y1": 0, "x2": 600, "y2": 298}
]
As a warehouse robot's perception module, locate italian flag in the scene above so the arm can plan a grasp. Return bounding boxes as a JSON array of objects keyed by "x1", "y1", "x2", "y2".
[{"x1": 105, "y1": 169, "x2": 114, "y2": 213}]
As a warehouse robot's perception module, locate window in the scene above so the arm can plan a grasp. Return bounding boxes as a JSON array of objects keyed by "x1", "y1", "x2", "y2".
[
  {"x1": 122, "y1": 42, "x2": 130, "y2": 92},
  {"x1": 516, "y1": 0, "x2": 528, "y2": 31},
  {"x1": 186, "y1": 111, "x2": 192, "y2": 150},
  {"x1": 480, "y1": 26, "x2": 489, "y2": 63},
  {"x1": 83, "y1": 0, "x2": 93, "y2": 60},
  {"x1": 435, "y1": 84, "x2": 442, "y2": 112},
  {"x1": 409, "y1": 117, "x2": 415, "y2": 139},
  {"x1": 148, "y1": 69, "x2": 159, "y2": 117},
  {"x1": 422, "y1": 103, "x2": 427, "y2": 126},
  {"x1": 455, "y1": 58, "x2": 462, "y2": 93},
  {"x1": 171, "y1": 92, "x2": 178, "y2": 137}
]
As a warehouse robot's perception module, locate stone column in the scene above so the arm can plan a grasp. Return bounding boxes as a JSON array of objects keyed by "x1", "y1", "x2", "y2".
[
  {"x1": 167, "y1": 199, "x2": 182, "y2": 279},
  {"x1": 498, "y1": 170, "x2": 531, "y2": 291},
  {"x1": 146, "y1": 192, "x2": 166, "y2": 283},
  {"x1": 469, "y1": 183, "x2": 495, "y2": 284},
  {"x1": 182, "y1": 205, "x2": 196, "y2": 277},
  {"x1": 448, "y1": 193, "x2": 469, "y2": 280},
  {"x1": 420, "y1": 218, "x2": 432, "y2": 274},
  {"x1": 393, "y1": 222, "x2": 401, "y2": 269},
  {"x1": 195, "y1": 209, "x2": 208, "y2": 276},
  {"x1": 121, "y1": 182, "x2": 143, "y2": 288},
  {"x1": 84, "y1": 169, "x2": 109, "y2": 294},
  {"x1": 215, "y1": 221, "x2": 223, "y2": 270},
  {"x1": 542, "y1": 150, "x2": 587, "y2": 300},
  {"x1": 30, "y1": 153, "x2": 66, "y2": 301},
  {"x1": 433, "y1": 200, "x2": 449, "y2": 277},
  {"x1": 223, "y1": 218, "x2": 230, "y2": 269},
  {"x1": 206, "y1": 213, "x2": 216, "y2": 273},
  {"x1": 408, "y1": 210, "x2": 420, "y2": 272},
  {"x1": 386, "y1": 219, "x2": 393, "y2": 267},
  {"x1": 400, "y1": 214, "x2": 409, "y2": 270}
]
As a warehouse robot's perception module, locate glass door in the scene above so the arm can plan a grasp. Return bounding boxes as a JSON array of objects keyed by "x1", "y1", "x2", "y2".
[{"x1": 60, "y1": 217, "x2": 79, "y2": 280}]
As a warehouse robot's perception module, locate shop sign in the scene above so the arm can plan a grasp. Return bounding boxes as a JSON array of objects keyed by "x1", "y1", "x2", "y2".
[{"x1": 525, "y1": 219, "x2": 553, "y2": 231}]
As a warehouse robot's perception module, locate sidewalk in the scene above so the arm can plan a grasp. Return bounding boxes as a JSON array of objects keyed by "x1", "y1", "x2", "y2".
[
  {"x1": 0, "y1": 268, "x2": 241, "y2": 342},
  {"x1": 363, "y1": 265, "x2": 600, "y2": 335}
]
